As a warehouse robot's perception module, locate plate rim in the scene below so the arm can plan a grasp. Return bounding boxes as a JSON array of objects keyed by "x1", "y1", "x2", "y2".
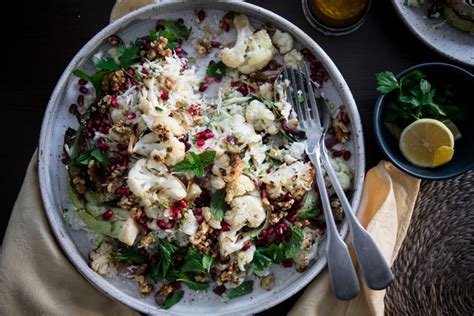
[
  {"x1": 38, "y1": 1, "x2": 366, "y2": 314},
  {"x1": 390, "y1": 0, "x2": 474, "y2": 67}
]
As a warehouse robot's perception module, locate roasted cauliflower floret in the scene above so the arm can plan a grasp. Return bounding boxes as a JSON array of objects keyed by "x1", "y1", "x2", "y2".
[
  {"x1": 219, "y1": 227, "x2": 251, "y2": 257},
  {"x1": 229, "y1": 114, "x2": 262, "y2": 145},
  {"x1": 245, "y1": 100, "x2": 279, "y2": 135},
  {"x1": 89, "y1": 242, "x2": 114, "y2": 275},
  {"x1": 134, "y1": 134, "x2": 185, "y2": 166},
  {"x1": 281, "y1": 142, "x2": 305, "y2": 164},
  {"x1": 236, "y1": 245, "x2": 256, "y2": 271},
  {"x1": 142, "y1": 114, "x2": 185, "y2": 138},
  {"x1": 293, "y1": 227, "x2": 319, "y2": 272},
  {"x1": 329, "y1": 157, "x2": 352, "y2": 191},
  {"x1": 283, "y1": 49, "x2": 303, "y2": 68},
  {"x1": 225, "y1": 175, "x2": 255, "y2": 202},
  {"x1": 263, "y1": 161, "x2": 315, "y2": 200},
  {"x1": 210, "y1": 153, "x2": 244, "y2": 189},
  {"x1": 225, "y1": 195, "x2": 266, "y2": 228},
  {"x1": 271, "y1": 29, "x2": 294, "y2": 54},
  {"x1": 221, "y1": 14, "x2": 276, "y2": 74},
  {"x1": 258, "y1": 82, "x2": 273, "y2": 100},
  {"x1": 128, "y1": 159, "x2": 187, "y2": 218},
  {"x1": 202, "y1": 206, "x2": 222, "y2": 229},
  {"x1": 181, "y1": 209, "x2": 199, "y2": 236}
]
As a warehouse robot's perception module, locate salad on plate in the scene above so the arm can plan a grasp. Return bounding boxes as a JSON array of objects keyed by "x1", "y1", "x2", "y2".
[{"x1": 63, "y1": 11, "x2": 353, "y2": 309}]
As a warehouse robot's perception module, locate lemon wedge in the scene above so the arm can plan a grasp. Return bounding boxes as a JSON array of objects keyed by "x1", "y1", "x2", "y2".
[{"x1": 399, "y1": 119, "x2": 454, "y2": 168}]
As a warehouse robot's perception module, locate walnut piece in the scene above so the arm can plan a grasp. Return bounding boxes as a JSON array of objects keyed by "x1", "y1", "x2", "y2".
[
  {"x1": 102, "y1": 70, "x2": 125, "y2": 93},
  {"x1": 135, "y1": 274, "x2": 154, "y2": 297},
  {"x1": 260, "y1": 274, "x2": 275, "y2": 290},
  {"x1": 147, "y1": 37, "x2": 172, "y2": 60}
]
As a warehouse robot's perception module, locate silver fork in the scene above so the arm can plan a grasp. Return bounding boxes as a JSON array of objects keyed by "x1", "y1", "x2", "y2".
[
  {"x1": 282, "y1": 66, "x2": 359, "y2": 300},
  {"x1": 282, "y1": 64, "x2": 394, "y2": 298}
]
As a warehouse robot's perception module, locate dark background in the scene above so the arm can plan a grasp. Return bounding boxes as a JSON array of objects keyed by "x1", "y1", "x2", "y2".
[{"x1": 4, "y1": 0, "x2": 471, "y2": 313}]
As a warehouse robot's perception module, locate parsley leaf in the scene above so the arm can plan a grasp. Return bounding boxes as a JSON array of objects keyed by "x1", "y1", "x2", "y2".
[
  {"x1": 259, "y1": 243, "x2": 285, "y2": 264},
  {"x1": 161, "y1": 290, "x2": 184, "y2": 309},
  {"x1": 228, "y1": 280, "x2": 253, "y2": 299},
  {"x1": 172, "y1": 151, "x2": 216, "y2": 178},
  {"x1": 112, "y1": 247, "x2": 146, "y2": 265},
  {"x1": 72, "y1": 69, "x2": 108, "y2": 97},
  {"x1": 285, "y1": 226, "x2": 305, "y2": 259},
  {"x1": 151, "y1": 237, "x2": 179, "y2": 282},
  {"x1": 206, "y1": 61, "x2": 227, "y2": 79},
  {"x1": 148, "y1": 28, "x2": 158, "y2": 42},
  {"x1": 74, "y1": 149, "x2": 109, "y2": 168},
  {"x1": 376, "y1": 71, "x2": 399, "y2": 94},
  {"x1": 210, "y1": 189, "x2": 226, "y2": 222},
  {"x1": 96, "y1": 57, "x2": 121, "y2": 72},
  {"x1": 156, "y1": 19, "x2": 191, "y2": 49},
  {"x1": 118, "y1": 43, "x2": 140, "y2": 69}
]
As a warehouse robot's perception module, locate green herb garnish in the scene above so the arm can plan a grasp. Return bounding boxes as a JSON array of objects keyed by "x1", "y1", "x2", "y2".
[
  {"x1": 251, "y1": 249, "x2": 273, "y2": 272},
  {"x1": 112, "y1": 247, "x2": 146, "y2": 265},
  {"x1": 228, "y1": 280, "x2": 253, "y2": 299},
  {"x1": 284, "y1": 226, "x2": 305, "y2": 259},
  {"x1": 181, "y1": 248, "x2": 213, "y2": 274},
  {"x1": 73, "y1": 148, "x2": 109, "y2": 168},
  {"x1": 72, "y1": 69, "x2": 108, "y2": 97},
  {"x1": 177, "y1": 274, "x2": 210, "y2": 291},
  {"x1": 148, "y1": 28, "x2": 158, "y2": 42},
  {"x1": 156, "y1": 19, "x2": 191, "y2": 49},
  {"x1": 162, "y1": 290, "x2": 184, "y2": 309},
  {"x1": 150, "y1": 237, "x2": 179, "y2": 282},
  {"x1": 172, "y1": 151, "x2": 216, "y2": 178},
  {"x1": 206, "y1": 61, "x2": 227, "y2": 79},
  {"x1": 210, "y1": 189, "x2": 226, "y2": 221},
  {"x1": 95, "y1": 42, "x2": 140, "y2": 71}
]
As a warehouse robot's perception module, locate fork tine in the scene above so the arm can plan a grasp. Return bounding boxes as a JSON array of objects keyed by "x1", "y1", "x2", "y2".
[
  {"x1": 303, "y1": 62, "x2": 321, "y2": 125},
  {"x1": 295, "y1": 65, "x2": 313, "y2": 123}
]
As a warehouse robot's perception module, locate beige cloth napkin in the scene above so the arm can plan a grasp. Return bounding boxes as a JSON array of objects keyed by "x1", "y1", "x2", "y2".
[{"x1": 0, "y1": 151, "x2": 419, "y2": 316}]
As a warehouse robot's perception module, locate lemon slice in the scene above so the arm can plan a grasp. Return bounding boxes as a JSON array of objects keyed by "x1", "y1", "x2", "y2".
[{"x1": 399, "y1": 119, "x2": 454, "y2": 168}]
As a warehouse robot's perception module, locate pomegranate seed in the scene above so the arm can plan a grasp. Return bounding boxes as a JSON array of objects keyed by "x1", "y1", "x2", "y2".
[
  {"x1": 276, "y1": 227, "x2": 284, "y2": 236},
  {"x1": 340, "y1": 111, "x2": 350, "y2": 124},
  {"x1": 210, "y1": 41, "x2": 221, "y2": 48},
  {"x1": 261, "y1": 189, "x2": 269, "y2": 199},
  {"x1": 79, "y1": 86, "x2": 89, "y2": 94},
  {"x1": 267, "y1": 227, "x2": 275, "y2": 235},
  {"x1": 157, "y1": 220, "x2": 166, "y2": 229},
  {"x1": 282, "y1": 260, "x2": 293, "y2": 268},
  {"x1": 172, "y1": 281, "x2": 182, "y2": 290},
  {"x1": 196, "y1": 132, "x2": 206, "y2": 139},
  {"x1": 150, "y1": 255, "x2": 158, "y2": 265},
  {"x1": 292, "y1": 200, "x2": 304, "y2": 210},
  {"x1": 141, "y1": 68, "x2": 149, "y2": 75},
  {"x1": 141, "y1": 226, "x2": 150, "y2": 235},
  {"x1": 188, "y1": 105, "x2": 200, "y2": 116},
  {"x1": 267, "y1": 235, "x2": 276, "y2": 245},
  {"x1": 77, "y1": 95, "x2": 84, "y2": 106},
  {"x1": 260, "y1": 229, "x2": 268, "y2": 238},
  {"x1": 237, "y1": 85, "x2": 249, "y2": 96},
  {"x1": 199, "y1": 82, "x2": 209, "y2": 92},
  {"x1": 196, "y1": 139, "x2": 205, "y2": 147},
  {"x1": 78, "y1": 79, "x2": 88, "y2": 85},
  {"x1": 288, "y1": 215, "x2": 297, "y2": 223},
  {"x1": 165, "y1": 221, "x2": 174, "y2": 229},
  {"x1": 300, "y1": 48, "x2": 311, "y2": 57},
  {"x1": 69, "y1": 104, "x2": 78, "y2": 115},
  {"x1": 205, "y1": 132, "x2": 214, "y2": 139},
  {"x1": 117, "y1": 143, "x2": 127, "y2": 151},
  {"x1": 127, "y1": 113, "x2": 136, "y2": 120},
  {"x1": 177, "y1": 200, "x2": 188, "y2": 208},
  {"x1": 212, "y1": 230, "x2": 221, "y2": 238},
  {"x1": 285, "y1": 192, "x2": 293, "y2": 201},
  {"x1": 138, "y1": 248, "x2": 146, "y2": 255},
  {"x1": 221, "y1": 221, "x2": 231, "y2": 232},
  {"x1": 127, "y1": 68, "x2": 135, "y2": 76},
  {"x1": 213, "y1": 285, "x2": 226, "y2": 296},
  {"x1": 195, "y1": 215, "x2": 204, "y2": 224},
  {"x1": 209, "y1": 60, "x2": 216, "y2": 66},
  {"x1": 308, "y1": 55, "x2": 318, "y2": 64},
  {"x1": 220, "y1": 21, "x2": 230, "y2": 32},
  {"x1": 138, "y1": 215, "x2": 149, "y2": 225},
  {"x1": 197, "y1": 10, "x2": 206, "y2": 22},
  {"x1": 160, "y1": 90, "x2": 169, "y2": 100},
  {"x1": 110, "y1": 96, "x2": 119, "y2": 108},
  {"x1": 333, "y1": 150, "x2": 344, "y2": 158},
  {"x1": 194, "y1": 207, "x2": 202, "y2": 216},
  {"x1": 205, "y1": 76, "x2": 217, "y2": 84},
  {"x1": 242, "y1": 241, "x2": 252, "y2": 251},
  {"x1": 96, "y1": 138, "x2": 108, "y2": 151},
  {"x1": 102, "y1": 209, "x2": 113, "y2": 220},
  {"x1": 343, "y1": 151, "x2": 351, "y2": 161}
]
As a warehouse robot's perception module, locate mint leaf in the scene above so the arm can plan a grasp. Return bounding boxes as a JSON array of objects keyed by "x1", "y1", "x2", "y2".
[
  {"x1": 172, "y1": 151, "x2": 216, "y2": 178},
  {"x1": 376, "y1": 71, "x2": 399, "y2": 94},
  {"x1": 285, "y1": 226, "x2": 305, "y2": 259},
  {"x1": 297, "y1": 209, "x2": 318, "y2": 219},
  {"x1": 252, "y1": 249, "x2": 273, "y2": 272},
  {"x1": 202, "y1": 255, "x2": 213, "y2": 272},
  {"x1": 419, "y1": 79, "x2": 431, "y2": 95},
  {"x1": 181, "y1": 247, "x2": 213, "y2": 274},
  {"x1": 156, "y1": 19, "x2": 191, "y2": 49},
  {"x1": 228, "y1": 281, "x2": 253, "y2": 299},
  {"x1": 206, "y1": 61, "x2": 227, "y2": 79},
  {"x1": 263, "y1": 243, "x2": 285, "y2": 264},
  {"x1": 74, "y1": 149, "x2": 109, "y2": 168},
  {"x1": 210, "y1": 189, "x2": 226, "y2": 221},
  {"x1": 177, "y1": 274, "x2": 209, "y2": 291},
  {"x1": 181, "y1": 259, "x2": 206, "y2": 274},
  {"x1": 72, "y1": 69, "x2": 91, "y2": 81},
  {"x1": 151, "y1": 238, "x2": 179, "y2": 282},
  {"x1": 162, "y1": 290, "x2": 184, "y2": 309}
]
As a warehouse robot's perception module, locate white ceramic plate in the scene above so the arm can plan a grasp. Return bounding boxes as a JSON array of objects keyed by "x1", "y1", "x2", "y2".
[
  {"x1": 391, "y1": 0, "x2": 474, "y2": 66},
  {"x1": 38, "y1": 1, "x2": 365, "y2": 314}
]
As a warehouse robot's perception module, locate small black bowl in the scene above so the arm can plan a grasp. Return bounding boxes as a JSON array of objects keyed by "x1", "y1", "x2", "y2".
[{"x1": 374, "y1": 62, "x2": 474, "y2": 180}]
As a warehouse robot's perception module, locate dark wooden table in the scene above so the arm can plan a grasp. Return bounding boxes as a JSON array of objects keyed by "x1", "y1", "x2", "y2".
[{"x1": 4, "y1": 0, "x2": 471, "y2": 314}]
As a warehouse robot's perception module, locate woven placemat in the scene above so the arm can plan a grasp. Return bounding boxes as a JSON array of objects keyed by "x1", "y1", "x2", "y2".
[{"x1": 385, "y1": 169, "x2": 474, "y2": 315}]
